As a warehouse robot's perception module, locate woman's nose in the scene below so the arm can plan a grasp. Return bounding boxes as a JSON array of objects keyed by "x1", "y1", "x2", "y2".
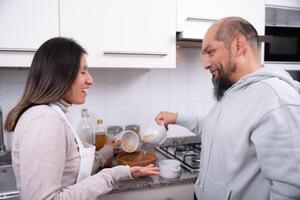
[{"x1": 87, "y1": 72, "x2": 93, "y2": 85}]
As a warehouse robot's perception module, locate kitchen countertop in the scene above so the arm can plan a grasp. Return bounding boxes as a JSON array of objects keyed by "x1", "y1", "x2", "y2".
[
  {"x1": 0, "y1": 136, "x2": 200, "y2": 199},
  {"x1": 104, "y1": 135, "x2": 200, "y2": 194}
]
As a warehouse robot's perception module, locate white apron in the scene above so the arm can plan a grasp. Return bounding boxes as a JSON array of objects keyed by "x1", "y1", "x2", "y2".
[{"x1": 50, "y1": 103, "x2": 95, "y2": 182}]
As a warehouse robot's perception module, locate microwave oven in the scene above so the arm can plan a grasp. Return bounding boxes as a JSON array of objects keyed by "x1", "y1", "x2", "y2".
[{"x1": 264, "y1": 26, "x2": 300, "y2": 62}]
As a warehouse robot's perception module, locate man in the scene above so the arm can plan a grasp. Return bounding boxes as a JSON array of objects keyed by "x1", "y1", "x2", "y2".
[{"x1": 156, "y1": 17, "x2": 300, "y2": 200}]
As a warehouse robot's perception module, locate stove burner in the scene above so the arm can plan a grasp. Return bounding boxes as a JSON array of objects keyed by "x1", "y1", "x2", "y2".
[
  {"x1": 155, "y1": 142, "x2": 201, "y2": 173},
  {"x1": 190, "y1": 155, "x2": 200, "y2": 164},
  {"x1": 175, "y1": 145, "x2": 188, "y2": 152}
]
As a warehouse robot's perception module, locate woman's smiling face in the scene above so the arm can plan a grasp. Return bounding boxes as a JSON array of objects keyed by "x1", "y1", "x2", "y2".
[{"x1": 63, "y1": 55, "x2": 93, "y2": 104}]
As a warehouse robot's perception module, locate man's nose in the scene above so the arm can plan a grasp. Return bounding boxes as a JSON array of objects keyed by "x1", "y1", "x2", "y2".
[{"x1": 202, "y1": 56, "x2": 211, "y2": 70}]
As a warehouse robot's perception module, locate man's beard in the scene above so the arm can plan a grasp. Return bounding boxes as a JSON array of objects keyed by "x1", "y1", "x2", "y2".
[
  {"x1": 212, "y1": 75, "x2": 232, "y2": 101},
  {"x1": 212, "y1": 61, "x2": 236, "y2": 101}
]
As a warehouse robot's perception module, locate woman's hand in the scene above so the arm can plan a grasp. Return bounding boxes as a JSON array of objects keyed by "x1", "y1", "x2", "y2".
[
  {"x1": 106, "y1": 138, "x2": 121, "y2": 149},
  {"x1": 130, "y1": 164, "x2": 160, "y2": 178}
]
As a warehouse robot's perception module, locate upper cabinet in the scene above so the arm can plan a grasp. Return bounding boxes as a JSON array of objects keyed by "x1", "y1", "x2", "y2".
[
  {"x1": 265, "y1": 0, "x2": 300, "y2": 27},
  {"x1": 177, "y1": 0, "x2": 265, "y2": 40},
  {"x1": 265, "y1": 0, "x2": 300, "y2": 9},
  {"x1": 60, "y1": 0, "x2": 176, "y2": 68},
  {"x1": 0, "y1": 0, "x2": 59, "y2": 67}
]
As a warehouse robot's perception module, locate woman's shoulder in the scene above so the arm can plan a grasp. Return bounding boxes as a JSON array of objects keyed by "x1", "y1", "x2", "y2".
[{"x1": 19, "y1": 104, "x2": 61, "y2": 125}]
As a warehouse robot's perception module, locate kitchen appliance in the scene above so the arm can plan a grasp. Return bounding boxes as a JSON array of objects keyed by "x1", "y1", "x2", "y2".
[
  {"x1": 0, "y1": 107, "x2": 6, "y2": 157},
  {"x1": 0, "y1": 165, "x2": 19, "y2": 200},
  {"x1": 0, "y1": 107, "x2": 12, "y2": 166},
  {"x1": 264, "y1": 6, "x2": 300, "y2": 63},
  {"x1": 264, "y1": 26, "x2": 300, "y2": 62},
  {"x1": 155, "y1": 141, "x2": 201, "y2": 173}
]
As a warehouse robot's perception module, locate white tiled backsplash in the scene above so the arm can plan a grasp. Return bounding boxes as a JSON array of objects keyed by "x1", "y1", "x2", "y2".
[{"x1": 0, "y1": 48, "x2": 215, "y2": 150}]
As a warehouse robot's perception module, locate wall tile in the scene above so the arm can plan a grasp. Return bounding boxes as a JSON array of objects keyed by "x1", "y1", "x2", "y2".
[
  {"x1": 169, "y1": 81, "x2": 188, "y2": 103},
  {"x1": 0, "y1": 48, "x2": 215, "y2": 150},
  {"x1": 149, "y1": 81, "x2": 169, "y2": 104}
]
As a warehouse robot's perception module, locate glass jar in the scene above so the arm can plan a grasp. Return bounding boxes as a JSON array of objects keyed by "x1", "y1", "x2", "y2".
[
  {"x1": 107, "y1": 125, "x2": 123, "y2": 139},
  {"x1": 125, "y1": 124, "x2": 140, "y2": 134}
]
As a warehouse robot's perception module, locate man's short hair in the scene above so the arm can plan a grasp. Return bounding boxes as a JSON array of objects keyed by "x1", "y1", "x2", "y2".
[{"x1": 215, "y1": 17, "x2": 259, "y2": 50}]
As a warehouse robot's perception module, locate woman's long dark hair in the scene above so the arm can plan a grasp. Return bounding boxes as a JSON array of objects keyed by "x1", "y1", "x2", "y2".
[{"x1": 4, "y1": 37, "x2": 86, "y2": 132}]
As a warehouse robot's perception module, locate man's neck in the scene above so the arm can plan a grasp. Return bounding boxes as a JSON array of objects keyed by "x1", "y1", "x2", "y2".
[{"x1": 230, "y1": 54, "x2": 261, "y2": 83}]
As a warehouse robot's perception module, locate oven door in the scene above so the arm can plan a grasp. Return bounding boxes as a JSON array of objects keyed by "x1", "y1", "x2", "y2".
[{"x1": 264, "y1": 26, "x2": 300, "y2": 62}]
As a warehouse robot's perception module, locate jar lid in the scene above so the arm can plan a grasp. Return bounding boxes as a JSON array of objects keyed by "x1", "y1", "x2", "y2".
[
  {"x1": 125, "y1": 124, "x2": 140, "y2": 133},
  {"x1": 107, "y1": 126, "x2": 123, "y2": 136}
]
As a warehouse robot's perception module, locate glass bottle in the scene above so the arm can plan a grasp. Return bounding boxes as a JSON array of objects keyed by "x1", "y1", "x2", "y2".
[
  {"x1": 95, "y1": 119, "x2": 107, "y2": 151},
  {"x1": 77, "y1": 108, "x2": 94, "y2": 145}
]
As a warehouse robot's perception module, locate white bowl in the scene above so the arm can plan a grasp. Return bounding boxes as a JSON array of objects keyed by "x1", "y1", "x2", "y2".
[
  {"x1": 159, "y1": 159, "x2": 181, "y2": 179},
  {"x1": 118, "y1": 130, "x2": 140, "y2": 153},
  {"x1": 142, "y1": 123, "x2": 167, "y2": 145}
]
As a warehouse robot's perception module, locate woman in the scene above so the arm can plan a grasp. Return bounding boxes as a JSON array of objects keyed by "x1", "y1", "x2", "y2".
[{"x1": 4, "y1": 37, "x2": 159, "y2": 200}]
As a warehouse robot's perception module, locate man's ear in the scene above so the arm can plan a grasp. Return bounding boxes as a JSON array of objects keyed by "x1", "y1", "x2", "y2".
[{"x1": 233, "y1": 34, "x2": 247, "y2": 56}]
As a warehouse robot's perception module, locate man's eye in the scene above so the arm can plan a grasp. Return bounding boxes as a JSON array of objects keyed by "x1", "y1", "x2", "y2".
[{"x1": 208, "y1": 51, "x2": 214, "y2": 56}]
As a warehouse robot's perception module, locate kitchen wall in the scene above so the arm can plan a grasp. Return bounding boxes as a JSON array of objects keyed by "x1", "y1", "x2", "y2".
[{"x1": 0, "y1": 48, "x2": 216, "y2": 150}]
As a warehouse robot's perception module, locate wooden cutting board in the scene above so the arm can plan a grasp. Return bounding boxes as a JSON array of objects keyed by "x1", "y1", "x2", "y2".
[{"x1": 116, "y1": 150, "x2": 157, "y2": 167}]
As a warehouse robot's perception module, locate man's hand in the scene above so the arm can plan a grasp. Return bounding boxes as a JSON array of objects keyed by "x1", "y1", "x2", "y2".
[{"x1": 155, "y1": 111, "x2": 178, "y2": 127}]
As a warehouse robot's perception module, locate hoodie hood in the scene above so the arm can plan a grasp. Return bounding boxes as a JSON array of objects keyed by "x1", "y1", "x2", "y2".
[{"x1": 230, "y1": 67, "x2": 300, "y2": 94}]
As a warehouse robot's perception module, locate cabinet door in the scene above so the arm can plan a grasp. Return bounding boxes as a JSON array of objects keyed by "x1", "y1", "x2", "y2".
[
  {"x1": 265, "y1": 0, "x2": 300, "y2": 8},
  {"x1": 60, "y1": 0, "x2": 176, "y2": 68},
  {"x1": 0, "y1": 0, "x2": 59, "y2": 67},
  {"x1": 177, "y1": 0, "x2": 265, "y2": 39}
]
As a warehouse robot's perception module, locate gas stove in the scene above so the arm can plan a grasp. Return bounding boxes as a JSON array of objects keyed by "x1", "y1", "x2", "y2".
[{"x1": 155, "y1": 141, "x2": 201, "y2": 173}]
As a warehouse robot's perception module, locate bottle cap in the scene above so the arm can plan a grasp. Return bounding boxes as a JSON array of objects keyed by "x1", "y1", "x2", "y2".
[{"x1": 81, "y1": 108, "x2": 89, "y2": 117}]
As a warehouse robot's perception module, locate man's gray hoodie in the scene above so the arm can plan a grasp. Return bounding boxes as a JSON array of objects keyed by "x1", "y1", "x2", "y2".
[{"x1": 177, "y1": 67, "x2": 300, "y2": 200}]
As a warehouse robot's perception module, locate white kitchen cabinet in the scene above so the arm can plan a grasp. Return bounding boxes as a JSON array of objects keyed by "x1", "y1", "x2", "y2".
[
  {"x1": 60, "y1": 0, "x2": 176, "y2": 68},
  {"x1": 101, "y1": 183, "x2": 194, "y2": 200},
  {"x1": 0, "y1": 0, "x2": 59, "y2": 67},
  {"x1": 265, "y1": 0, "x2": 300, "y2": 9},
  {"x1": 177, "y1": 0, "x2": 265, "y2": 39}
]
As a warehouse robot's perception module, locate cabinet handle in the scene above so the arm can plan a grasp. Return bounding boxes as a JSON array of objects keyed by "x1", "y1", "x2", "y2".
[
  {"x1": 0, "y1": 48, "x2": 36, "y2": 52},
  {"x1": 186, "y1": 17, "x2": 217, "y2": 23},
  {"x1": 0, "y1": 191, "x2": 19, "y2": 199},
  {"x1": 103, "y1": 51, "x2": 168, "y2": 57}
]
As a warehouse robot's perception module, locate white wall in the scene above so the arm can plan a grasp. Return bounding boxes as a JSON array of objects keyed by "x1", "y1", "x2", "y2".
[{"x1": 0, "y1": 48, "x2": 215, "y2": 150}]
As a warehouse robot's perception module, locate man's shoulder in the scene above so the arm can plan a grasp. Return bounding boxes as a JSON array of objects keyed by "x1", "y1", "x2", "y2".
[{"x1": 258, "y1": 77, "x2": 300, "y2": 104}]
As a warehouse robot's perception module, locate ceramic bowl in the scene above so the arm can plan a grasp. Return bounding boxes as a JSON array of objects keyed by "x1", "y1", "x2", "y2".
[
  {"x1": 118, "y1": 130, "x2": 140, "y2": 153},
  {"x1": 142, "y1": 123, "x2": 167, "y2": 145},
  {"x1": 159, "y1": 159, "x2": 181, "y2": 179}
]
